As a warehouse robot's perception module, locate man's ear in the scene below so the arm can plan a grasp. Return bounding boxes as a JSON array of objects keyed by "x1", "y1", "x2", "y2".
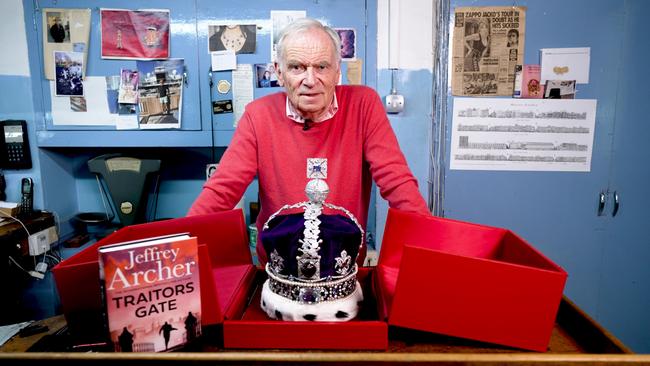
[{"x1": 274, "y1": 62, "x2": 284, "y2": 87}]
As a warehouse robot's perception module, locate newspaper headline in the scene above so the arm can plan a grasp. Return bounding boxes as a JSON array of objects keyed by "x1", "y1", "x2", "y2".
[{"x1": 452, "y1": 6, "x2": 526, "y2": 96}]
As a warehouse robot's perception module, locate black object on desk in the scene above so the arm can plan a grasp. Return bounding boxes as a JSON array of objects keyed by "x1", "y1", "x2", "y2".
[
  {"x1": 0, "y1": 211, "x2": 56, "y2": 325},
  {"x1": 19, "y1": 323, "x2": 49, "y2": 338}
]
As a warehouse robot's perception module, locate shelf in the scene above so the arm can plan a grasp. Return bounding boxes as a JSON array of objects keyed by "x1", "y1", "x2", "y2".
[{"x1": 36, "y1": 130, "x2": 213, "y2": 148}]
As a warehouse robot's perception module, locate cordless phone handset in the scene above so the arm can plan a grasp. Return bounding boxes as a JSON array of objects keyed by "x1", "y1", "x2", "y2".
[{"x1": 20, "y1": 177, "x2": 33, "y2": 216}]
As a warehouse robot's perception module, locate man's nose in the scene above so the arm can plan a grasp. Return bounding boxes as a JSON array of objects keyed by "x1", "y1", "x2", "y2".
[{"x1": 302, "y1": 67, "x2": 316, "y2": 86}]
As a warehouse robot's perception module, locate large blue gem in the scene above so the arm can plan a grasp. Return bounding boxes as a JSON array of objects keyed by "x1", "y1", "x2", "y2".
[{"x1": 299, "y1": 288, "x2": 317, "y2": 303}]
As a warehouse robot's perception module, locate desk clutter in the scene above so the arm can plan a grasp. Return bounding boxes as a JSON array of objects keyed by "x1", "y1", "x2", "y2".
[{"x1": 51, "y1": 208, "x2": 568, "y2": 352}]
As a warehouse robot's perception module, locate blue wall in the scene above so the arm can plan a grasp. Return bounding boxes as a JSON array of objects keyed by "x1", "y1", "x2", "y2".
[{"x1": 443, "y1": 0, "x2": 650, "y2": 352}]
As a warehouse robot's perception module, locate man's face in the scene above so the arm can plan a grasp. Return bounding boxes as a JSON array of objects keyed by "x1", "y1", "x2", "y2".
[{"x1": 275, "y1": 29, "x2": 340, "y2": 121}]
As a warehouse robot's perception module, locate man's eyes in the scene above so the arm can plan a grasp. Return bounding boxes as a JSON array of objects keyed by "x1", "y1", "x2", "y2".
[{"x1": 287, "y1": 64, "x2": 330, "y2": 73}]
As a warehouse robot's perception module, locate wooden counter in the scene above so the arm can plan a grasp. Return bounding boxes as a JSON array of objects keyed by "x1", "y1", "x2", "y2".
[{"x1": 1, "y1": 297, "x2": 648, "y2": 365}]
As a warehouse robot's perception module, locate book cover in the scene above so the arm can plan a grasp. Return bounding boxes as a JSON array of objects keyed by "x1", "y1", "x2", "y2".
[
  {"x1": 521, "y1": 64, "x2": 544, "y2": 99},
  {"x1": 98, "y1": 233, "x2": 201, "y2": 352}
]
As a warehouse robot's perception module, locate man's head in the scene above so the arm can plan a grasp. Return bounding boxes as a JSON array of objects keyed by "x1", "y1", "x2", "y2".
[
  {"x1": 54, "y1": 17, "x2": 62, "y2": 25},
  {"x1": 508, "y1": 29, "x2": 519, "y2": 44},
  {"x1": 275, "y1": 18, "x2": 341, "y2": 121}
]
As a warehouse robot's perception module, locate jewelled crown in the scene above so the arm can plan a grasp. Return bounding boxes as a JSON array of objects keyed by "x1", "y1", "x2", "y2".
[{"x1": 260, "y1": 177, "x2": 364, "y2": 318}]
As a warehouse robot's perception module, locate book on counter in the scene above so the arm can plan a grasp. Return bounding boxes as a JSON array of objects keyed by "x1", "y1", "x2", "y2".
[{"x1": 98, "y1": 232, "x2": 202, "y2": 352}]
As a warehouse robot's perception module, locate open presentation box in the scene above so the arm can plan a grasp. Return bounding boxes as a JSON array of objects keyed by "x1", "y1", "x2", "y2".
[
  {"x1": 52, "y1": 210, "x2": 254, "y2": 344},
  {"x1": 222, "y1": 266, "x2": 387, "y2": 350},
  {"x1": 375, "y1": 208, "x2": 568, "y2": 352},
  {"x1": 52, "y1": 209, "x2": 387, "y2": 350}
]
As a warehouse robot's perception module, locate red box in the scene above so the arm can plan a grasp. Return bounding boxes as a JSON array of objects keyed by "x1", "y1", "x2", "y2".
[
  {"x1": 222, "y1": 267, "x2": 388, "y2": 350},
  {"x1": 52, "y1": 210, "x2": 254, "y2": 343},
  {"x1": 53, "y1": 209, "x2": 387, "y2": 350},
  {"x1": 376, "y1": 208, "x2": 567, "y2": 352}
]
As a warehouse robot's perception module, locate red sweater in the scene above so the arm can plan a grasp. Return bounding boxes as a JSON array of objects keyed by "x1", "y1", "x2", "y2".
[{"x1": 188, "y1": 85, "x2": 429, "y2": 263}]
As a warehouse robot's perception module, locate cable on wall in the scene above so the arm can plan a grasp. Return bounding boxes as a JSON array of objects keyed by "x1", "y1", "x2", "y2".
[{"x1": 428, "y1": 0, "x2": 450, "y2": 216}]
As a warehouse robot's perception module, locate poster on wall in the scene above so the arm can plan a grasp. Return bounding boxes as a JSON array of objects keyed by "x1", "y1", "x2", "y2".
[
  {"x1": 451, "y1": 6, "x2": 526, "y2": 96},
  {"x1": 100, "y1": 9, "x2": 170, "y2": 60},
  {"x1": 334, "y1": 28, "x2": 356, "y2": 60},
  {"x1": 136, "y1": 58, "x2": 184, "y2": 129},
  {"x1": 449, "y1": 97, "x2": 597, "y2": 172},
  {"x1": 270, "y1": 10, "x2": 306, "y2": 61},
  {"x1": 207, "y1": 24, "x2": 256, "y2": 54},
  {"x1": 42, "y1": 8, "x2": 91, "y2": 80}
]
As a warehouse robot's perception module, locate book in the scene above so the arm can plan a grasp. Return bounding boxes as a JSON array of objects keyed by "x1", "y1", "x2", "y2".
[
  {"x1": 521, "y1": 65, "x2": 544, "y2": 99},
  {"x1": 98, "y1": 232, "x2": 201, "y2": 352}
]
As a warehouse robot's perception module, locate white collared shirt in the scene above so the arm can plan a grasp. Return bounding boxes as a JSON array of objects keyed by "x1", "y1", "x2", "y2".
[{"x1": 285, "y1": 93, "x2": 339, "y2": 123}]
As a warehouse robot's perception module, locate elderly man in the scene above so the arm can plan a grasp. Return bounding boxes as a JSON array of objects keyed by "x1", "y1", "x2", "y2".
[{"x1": 188, "y1": 18, "x2": 429, "y2": 265}]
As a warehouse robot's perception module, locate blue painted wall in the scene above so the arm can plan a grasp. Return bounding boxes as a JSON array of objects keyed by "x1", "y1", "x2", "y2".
[{"x1": 443, "y1": 0, "x2": 650, "y2": 352}]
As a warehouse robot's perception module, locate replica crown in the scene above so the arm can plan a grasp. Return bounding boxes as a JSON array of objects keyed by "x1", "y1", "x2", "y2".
[{"x1": 260, "y1": 178, "x2": 364, "y2": 322}]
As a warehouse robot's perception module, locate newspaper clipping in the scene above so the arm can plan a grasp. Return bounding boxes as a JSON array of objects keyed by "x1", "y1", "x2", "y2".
[{"x1": 452, "y1": 6, "x2": 526, "y2": 96}]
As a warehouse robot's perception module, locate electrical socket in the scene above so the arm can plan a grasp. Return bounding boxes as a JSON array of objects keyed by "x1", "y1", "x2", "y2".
[
  {"x1": 385, "y1": 94, "x2": 404, "y2": 114},
  {"x1": 28, "y1": 226, "x2": 58, "y2": 256},
  {"x1": 206, "y1": 163, "x2": 218, "y2": 180}
]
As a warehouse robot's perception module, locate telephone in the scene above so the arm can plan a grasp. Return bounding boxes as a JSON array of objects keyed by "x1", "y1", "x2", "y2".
[
  {"x1": 0, "y1": 120, "x2": 32, "y2": 170},
  {"x1": 19, "y1": 177, "x2": 33, "y2": 217}
]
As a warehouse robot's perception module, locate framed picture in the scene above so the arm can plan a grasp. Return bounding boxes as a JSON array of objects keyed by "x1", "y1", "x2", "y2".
[{"x1": 101, "y1": 9, "x2": 170, "y2": 60}]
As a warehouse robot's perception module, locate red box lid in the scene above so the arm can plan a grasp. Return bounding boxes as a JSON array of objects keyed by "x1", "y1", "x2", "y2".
[
  {"x1": 52, "y1": 209, "x2": 253, "y2": 340},
  {"x1": 376, "y1": 208, "x2": 567, "y2": 352}
]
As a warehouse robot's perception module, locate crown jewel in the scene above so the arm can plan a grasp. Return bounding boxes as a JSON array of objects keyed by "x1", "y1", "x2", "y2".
[{"x1": 260, "y1": 172, "x2": 364, "y2": 322}]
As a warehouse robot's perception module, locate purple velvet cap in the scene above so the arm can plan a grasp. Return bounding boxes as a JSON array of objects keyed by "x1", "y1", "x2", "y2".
[{"x1": 261, "y1": 213, "x2": 361, "y2": 279}]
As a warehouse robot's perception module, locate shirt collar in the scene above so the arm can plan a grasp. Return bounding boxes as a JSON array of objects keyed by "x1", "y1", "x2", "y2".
[{"x1": 285, "y1": 93, "x2": 339, "y2": 123}]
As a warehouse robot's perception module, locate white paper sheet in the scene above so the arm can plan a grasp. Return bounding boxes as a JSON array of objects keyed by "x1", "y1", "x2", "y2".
[
  {"x1": 0, "y1": 321, "x2": 32, "y2": 347},
  {"x1": 540, "y1": 47, "x2": 590, "y2": 84},
  {"x1": 51, "y1": 76, "x2": 115, "y2": 126},
  {"x1": 115, "y1": 114, "x2": 139, "y2": 129},
  {"x1": 231, "y1": 64, "x2": 254, "y2": 128},
  {"x1": 450, "y1": 97, "x2": 597, "y2": 172},
  {"x1": 210, "y1": 50, "x2": 236, "y2": 71},
  {"x1": 271, "y1": 10, "x2": 307, "y2": 61}
]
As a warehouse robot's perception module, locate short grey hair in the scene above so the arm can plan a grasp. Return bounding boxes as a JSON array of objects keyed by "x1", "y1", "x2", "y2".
[{"x1": 275, "y1": 18, "x2": 341, "y2": 68}]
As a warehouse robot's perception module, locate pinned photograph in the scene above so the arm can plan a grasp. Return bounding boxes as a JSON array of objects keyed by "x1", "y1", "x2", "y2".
[
  {"x1": 334, "y1": 28, "x2": 356, "y2": 60},
  {"x1": 544, "y1": 80, "x2": 576, "y2": 99},
  {"x1": 208, "y1": 24, "x2": 256, "y2": 54},
  {"x1": 118, "y1": 69, "x2": 139, "y2": 104},
  {"x1": 100, "y1": 9, "x2": 170, "y2": 60},
  {"x1": 54, "y1": 51, "x2": 84, "y2": 97},
  {"x1": 46, "y1": 11, "x2": 70, "y2": 43},
  {"x1": 136, "y1": 59, "x2": 184, "y2": 128},
  {"x1": 254, "y1": 63, "x2": 279, "y2": 88},
  {"x1": 70, "y1": 96, "x2": 87, "y2": 112}
]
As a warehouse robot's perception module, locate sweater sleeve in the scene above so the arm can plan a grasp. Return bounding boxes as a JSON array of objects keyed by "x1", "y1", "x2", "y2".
[
  {"x1": 187, "y1": 111, "x2": 258, "y2": 216},
  {"x1": 362, "y1": 89, "x2": 430, "y2": 215}
]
